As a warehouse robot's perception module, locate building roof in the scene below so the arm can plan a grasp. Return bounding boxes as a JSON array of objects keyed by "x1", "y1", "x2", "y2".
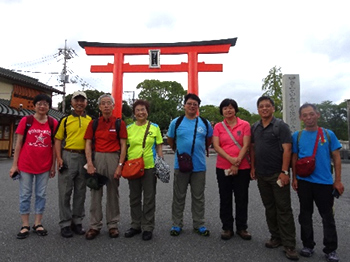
[
  {"x1": 0, "y1": 98, "x2": 66, "y2": 121},
  {"x1": 0, "y1": 67, "x2": 64, "y2": 94},
  {"x1": 79, "y1": 38, "x2": 237, "y2": 49}
]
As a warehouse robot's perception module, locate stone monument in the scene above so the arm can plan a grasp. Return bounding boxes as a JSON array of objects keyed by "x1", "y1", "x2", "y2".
[{"x1": 282, "y1": 74, "x2": 300, "y2": 133}]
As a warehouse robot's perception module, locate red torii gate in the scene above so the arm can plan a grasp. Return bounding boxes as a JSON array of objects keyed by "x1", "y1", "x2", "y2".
[{"x1": 78, "y1": 38, "x2": 237, "y2": 117}]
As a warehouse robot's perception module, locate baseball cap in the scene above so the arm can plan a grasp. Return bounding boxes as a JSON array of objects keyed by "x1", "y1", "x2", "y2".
[{"x1": 72, "y1": 91, "x2": 87, "y2": 99}]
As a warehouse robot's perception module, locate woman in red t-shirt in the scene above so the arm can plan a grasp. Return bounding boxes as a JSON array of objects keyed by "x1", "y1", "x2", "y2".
[
  {"x1": 9, "y1": 94, "x2": 58, "y2": 239},
  {"x1": 212, "y1": 98, "x2": 252, "y2": 241}
]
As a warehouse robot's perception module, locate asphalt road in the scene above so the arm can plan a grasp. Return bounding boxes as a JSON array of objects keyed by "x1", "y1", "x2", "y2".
[{"x1": 0, "y1": 155, "x2": 349, "y2": 262}]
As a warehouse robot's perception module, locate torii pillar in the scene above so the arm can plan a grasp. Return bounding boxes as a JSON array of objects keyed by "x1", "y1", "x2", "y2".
[{"x1": 78, "y1": 38, "x2": 237, "y2": 117}]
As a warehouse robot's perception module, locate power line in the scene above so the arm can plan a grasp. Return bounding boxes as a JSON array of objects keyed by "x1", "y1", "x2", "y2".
[
  {"x1": 10, "y1": 69, "x2": 59, "y2": 74},
  {"x1": 7, "y1": 41, "x2": 102, "y2": 99},
  {"x1": 9, "y1": 53, "x2": 59, "y2": 69}
]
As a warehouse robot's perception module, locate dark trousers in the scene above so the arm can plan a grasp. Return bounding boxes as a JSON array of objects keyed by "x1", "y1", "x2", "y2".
[
  {"x1": 297, "y1": 179, "x2": 337, "y2": 254},
  {"x1": 257, "y1": 173, "x2": 296, "y2": 247},
  {"x1": 216, "y1": 168, "x2": 250, "y2": 231}
]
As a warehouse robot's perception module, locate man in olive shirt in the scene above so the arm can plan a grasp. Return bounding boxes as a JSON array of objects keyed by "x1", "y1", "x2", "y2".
[{"x1": 55, "y1": 91, "x2": 92, "y2": 238}]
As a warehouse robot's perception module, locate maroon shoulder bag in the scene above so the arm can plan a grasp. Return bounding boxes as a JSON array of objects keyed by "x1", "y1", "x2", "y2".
[{"x1": 295, "y1": 127, "x2": 323, "y2": 177}]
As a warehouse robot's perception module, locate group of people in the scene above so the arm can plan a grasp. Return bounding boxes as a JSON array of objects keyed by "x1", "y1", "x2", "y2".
[{"x1": 9, "y1": 92, "x2": 344, "y2": 262}]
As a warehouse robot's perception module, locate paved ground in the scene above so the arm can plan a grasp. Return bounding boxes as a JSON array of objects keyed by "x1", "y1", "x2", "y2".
[{"x1": 0, "y1": 155, "x2": 349, "y2": 262}]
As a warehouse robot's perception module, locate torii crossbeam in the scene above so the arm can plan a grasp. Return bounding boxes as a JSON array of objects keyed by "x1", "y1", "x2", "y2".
[{"x1": 78, "y1": 38, "x2": 237, "y2": 117}]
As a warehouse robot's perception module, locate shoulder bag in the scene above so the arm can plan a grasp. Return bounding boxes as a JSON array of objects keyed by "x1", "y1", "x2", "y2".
[
  {"x1": 177, "y1": 117, "x2": 198, "y2": 172},
  {"x1": 295, "y1": 127, "x2": 322, "y2": 177},
  {"x1": 122, "y1": 121, "x2": 151, "y2": 180}
]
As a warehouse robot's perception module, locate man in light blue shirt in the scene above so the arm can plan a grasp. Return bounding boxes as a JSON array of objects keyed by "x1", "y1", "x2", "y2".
[
  {"x1": 167, "y1": 93, "x2": 213, "y2": 237},
  {"x1": 292, "y1": 103, "x2": 344, "y2": 262}
]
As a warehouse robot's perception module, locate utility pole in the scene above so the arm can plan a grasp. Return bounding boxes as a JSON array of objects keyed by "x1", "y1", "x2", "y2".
[{"x1": 58, "y1": 40, "x2": 73, "y2": 113}]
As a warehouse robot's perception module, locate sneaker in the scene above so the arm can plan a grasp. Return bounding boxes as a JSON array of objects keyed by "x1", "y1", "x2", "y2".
[
  {"x1": 284, "y1": 246, "x2": 299, "y2": 261},
  {"x1": 265, "y1": 237, "x2": 282, "y2": 248},
  {"x1": 300, "y1": 247, "x2": 314, "y2": 257},
  {"x1": 221, "y1": 230, "x2": 234, "y2": 240},
  {"x1": 194, "y1": 226, "x2": 210, "y2": 236},
  {"x1": 170, "y1": 226, "x2": 182, "y2": 236},
  {"x1": 325, "y1": 251, "x2": 339, "y2": 262}
]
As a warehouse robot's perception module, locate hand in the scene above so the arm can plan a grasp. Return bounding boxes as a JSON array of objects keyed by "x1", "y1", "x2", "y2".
[
  {"x1": 250, "y1": 168, "x2": 256, "y2": 180},
  {"x1": 9, "y1": 166, "x2": 18, "y2": 178},
  {"x1": 278, "y1": 173, "x2": 290, "y2": 187},
  {"x1": 87, "y1": 163, "x2": 96, "y2": 175},
  {"x1": 235, "y1": 157, "x2": 242, "y2": 167},
  {"x1": 292, "y1": 178, "x2": 298, "y2": 192},
  {"x1": 114, "y1": 166, "x2": 122, "y2": 179},
  {"x1": 228, "y1": 156, "x2": 240, "y2": 167},
  {"x1": 50, "y1": 166, "x2": 56, "y2": 178},
  {"x1": 229, "y1": 165, "x2": 239, "y2": 176},
  {"x1": 57, "y1": 158, "x2": 63, "y2": 171},
  {"x1": 333, "y1": 181, "x2": 344, "y2": 195}
]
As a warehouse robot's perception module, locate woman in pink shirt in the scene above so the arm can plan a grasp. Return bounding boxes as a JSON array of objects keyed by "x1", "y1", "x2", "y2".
[
  {"x1": 9, "y1": 94, "x2": 58, "y2": 239},
  {"x1": 213, "y1": 98, "x2": 251, "y2": 241}
]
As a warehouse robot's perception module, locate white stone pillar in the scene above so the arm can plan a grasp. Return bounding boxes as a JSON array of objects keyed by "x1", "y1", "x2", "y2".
[{"x1": 282, "y1": 74, "x2": 300, "y2": 133}]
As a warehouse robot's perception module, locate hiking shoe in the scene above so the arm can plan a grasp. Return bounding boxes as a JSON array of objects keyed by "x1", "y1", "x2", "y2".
[
  {"x1": 71, "y1": 223, "x2": 85, "y2": 235},
  {"x1": 325, "y1": 251, "x2": 339, "y2": 262},
  {"x1": 124, "y1": 228, "x2": 142, "y2": 238},
  {"x1": 61, "y1": 226, "x2": 73, "y2": 238},
  {"x1": 284, "y1": 246, "x2": 299, "y2": 261},
  {"x1": 170, "y1": 226, "x2": 182, "y2": 236},
  {"x1": 265, "y1": 237, "x2": 282, "y2": 248},
  {"x1": 300, "y1": 247, "x2": 314, "y2": 257},
  {"x1": 194, "y1": 226, "x2": 210, "y2": 236},
  {"x1": 142, "y1": 231, "x2": 152, "y2": 241},
  {"x1": 221, "y1": 230, "x2": 234, "y2": 240},
  {"x1": 236, "y1": 229, "x2": 252, "y2": 240}
]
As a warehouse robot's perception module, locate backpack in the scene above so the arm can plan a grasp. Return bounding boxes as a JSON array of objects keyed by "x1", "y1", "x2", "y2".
[
  {"x1": 22, "y1": 115, "x2": 55, "y2": 145},
  {"x1": 174, "y1": 115, "x2": 210, "y2": 156},
  {"x1": 251, "y1": 118, "x2": 283, "y2": 151}
]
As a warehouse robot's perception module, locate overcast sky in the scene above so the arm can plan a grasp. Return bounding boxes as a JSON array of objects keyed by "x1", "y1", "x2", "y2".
[{"x1": 1, "y1": 0, "x2": 349, "y2": 113}]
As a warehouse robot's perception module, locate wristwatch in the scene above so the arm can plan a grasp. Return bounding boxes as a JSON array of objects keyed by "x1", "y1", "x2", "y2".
[
  {"x1": 118, "y1": 163, "x2": 123, "y2": 166},
  {"x1": 281, "y1": 170, "x2": 289, "y2": 175}
]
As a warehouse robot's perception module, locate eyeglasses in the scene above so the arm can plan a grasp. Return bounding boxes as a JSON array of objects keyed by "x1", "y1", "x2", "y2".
[
  {"x1": 186, "y1": 102, "x2": 199, "y2": 107},
  {"x1": 36, "y1": 102, "x2": 49, "y2": 107},
  {"x1": 258, "y1": 104, "x2": 273, "y2": 109},
  {"x1": 100, "y1": 101, "x2": 113, "y2": 106}
]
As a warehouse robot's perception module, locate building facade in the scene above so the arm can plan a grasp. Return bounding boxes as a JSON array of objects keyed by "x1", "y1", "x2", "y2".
[{"x1": 0, "y1": 67, "x2": 65, "y2": 157}]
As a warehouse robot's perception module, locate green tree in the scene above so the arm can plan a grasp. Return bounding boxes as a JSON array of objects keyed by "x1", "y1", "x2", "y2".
[
  {"x1": 58, "y1": 89, "x2": 105, "y2": 118},
  {"x1": 137, "y1": 79, "x2": 187, "y2": 131},
  {"x1": 199, "y1": 105, "x2": 222, "y2": 124},
  {"x1": 58, "y1": 89, "x2": 132, "y2": 119},
  {"x1": 262, "y1": 66, "x2": 283, "y2": 112},
  {"x1": 122, "y1": 100, "x2": 133, "y2": 118},
  {"x1": 237, "y1": 107, "x2": 252, "y2": 123},
  {"x1": 316, "y1": 100, "x2": 348, "y2": 140}
]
